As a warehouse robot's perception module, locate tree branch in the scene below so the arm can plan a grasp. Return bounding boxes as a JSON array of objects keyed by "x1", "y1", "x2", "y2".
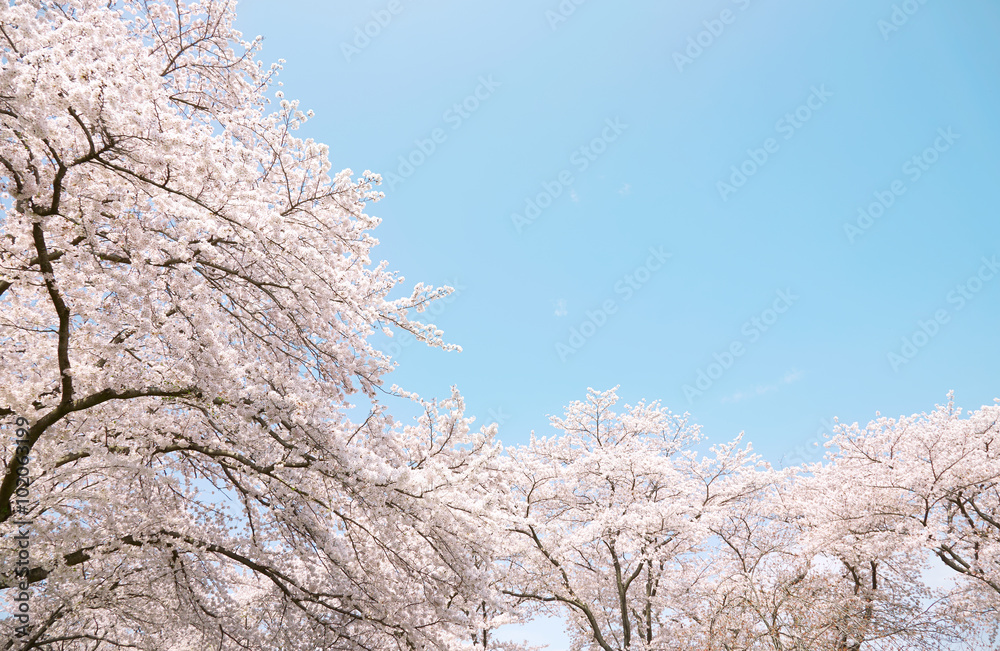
[{"x1": 0, "y1": 385, "x2": 199, "y2": 523}]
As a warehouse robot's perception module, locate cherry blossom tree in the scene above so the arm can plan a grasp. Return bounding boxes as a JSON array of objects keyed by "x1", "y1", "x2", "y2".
[
  {"x1": 702, "y1": 471, "x2": 957, "y2": 651},
  {"x1": 493, "y1": 388, "x2": 768, "y2": 650},
  {"x1": 0, "y1": 1, "x2": 503, "y2": 648},
  {"x1": 814, "y1": 395, "x2": 1000, "y2": 647},
  {"x1": 491, "y1": 389, "x2": 972, "y2": 651}
]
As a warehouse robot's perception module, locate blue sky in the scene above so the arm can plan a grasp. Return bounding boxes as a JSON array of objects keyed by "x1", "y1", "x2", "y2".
[
  {"x1": 233, "y1": 1, "x2": 1000, "y2": 646},
  {"x1": 232, "y1": 0, "x2": 1000, "y2": 462}
]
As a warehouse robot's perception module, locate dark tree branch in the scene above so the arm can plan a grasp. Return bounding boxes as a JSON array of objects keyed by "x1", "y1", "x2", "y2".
[{"x1": 0, "y1": 385, "x2": 199, "y2": 523}]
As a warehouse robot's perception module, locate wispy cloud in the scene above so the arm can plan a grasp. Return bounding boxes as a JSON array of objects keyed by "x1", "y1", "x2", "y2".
[
  {"x1": 722, "y1": 369, "x2": 803, "y2": 403},
  {"x1": 553, "y1": 298, "x2": 568, "y2": 317},
  {"x1": 569, "y1": 189, "x2": 579, "y2": 203},
  {"x1": 782, "y1": 369, "x2": 804, "y2": 384},
  {"x1": 618, "y1": 182, "x2": 631, "y2": 196}
]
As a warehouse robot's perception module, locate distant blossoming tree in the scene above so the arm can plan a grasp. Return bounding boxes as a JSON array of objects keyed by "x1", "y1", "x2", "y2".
[
  {"x1": 490, "y1": 389, "x2": 974, "y2": 650},
  {"x1": 813, "y1": 396, "x2": 1000, "y2": 647},
  {"x1": 494, "y1": 388, "x2": 762, "y2": 650}
]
